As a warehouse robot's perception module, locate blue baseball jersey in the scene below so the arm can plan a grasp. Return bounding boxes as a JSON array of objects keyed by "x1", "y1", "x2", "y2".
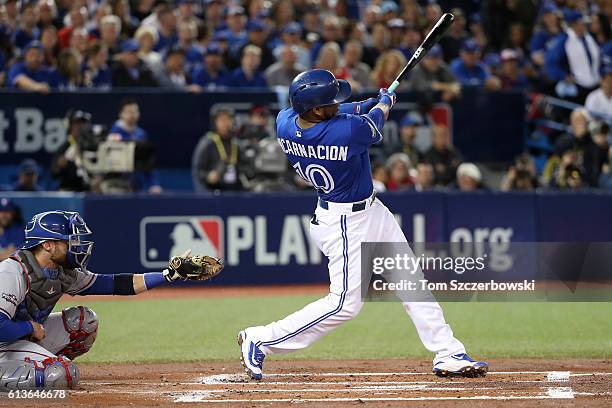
[{"x1": 276, "y1": 108, "x2": 382, "y2": 203}]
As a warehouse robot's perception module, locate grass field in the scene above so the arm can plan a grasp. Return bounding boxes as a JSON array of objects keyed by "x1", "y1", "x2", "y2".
[{"x1": 57, "y1": 293, "x2": 612, "y2": 363}]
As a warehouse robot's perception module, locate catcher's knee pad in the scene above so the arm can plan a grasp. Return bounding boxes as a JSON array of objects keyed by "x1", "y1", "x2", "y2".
[
  {"x1": 59, "y1": 306, "x2": 99, "y2": 360},
  {"x1": 0, "y1": 357, "x2": 79, "y2": 390}
]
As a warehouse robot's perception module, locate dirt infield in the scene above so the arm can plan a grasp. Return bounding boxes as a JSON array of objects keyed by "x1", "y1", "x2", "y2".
[
  {"x1": 1, "y1": 288, "x2": 606, "y2": 406},
  {"x1": 2, "y1": 359, "x2": 610, "y2": 407}
]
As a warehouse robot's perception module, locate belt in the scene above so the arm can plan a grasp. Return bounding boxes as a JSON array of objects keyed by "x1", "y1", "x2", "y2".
[{"x1": 318, "y1": 191, "x2": 377, "y2": 212}]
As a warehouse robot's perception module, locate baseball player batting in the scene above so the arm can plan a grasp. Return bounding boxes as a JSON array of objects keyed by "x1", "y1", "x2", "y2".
[
  {"x1": 0, "y1": 210, "x2": 223, "y2": 390},
  {"x1": 238, "y1": 69, "x2": 488, "y2": 380}
]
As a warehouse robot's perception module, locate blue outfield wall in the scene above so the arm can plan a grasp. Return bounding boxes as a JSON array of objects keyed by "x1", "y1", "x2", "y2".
[{"x1": 3, "y1": 191, "x2": 612, "y2": 285}]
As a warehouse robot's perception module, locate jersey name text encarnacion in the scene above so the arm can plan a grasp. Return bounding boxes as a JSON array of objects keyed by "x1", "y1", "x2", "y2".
[{"x1": 277, "y1": 139, "x2": 349, "y2": 162}]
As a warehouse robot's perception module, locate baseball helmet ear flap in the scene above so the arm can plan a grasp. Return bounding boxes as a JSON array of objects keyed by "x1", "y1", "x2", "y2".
[{"x1": 334, "y1": 79, "x2": 351, "y2": 105}]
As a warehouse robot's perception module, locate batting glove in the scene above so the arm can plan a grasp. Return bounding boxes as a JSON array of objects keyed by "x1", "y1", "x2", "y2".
[{"x1": 378, "y1": 88, "x2": 396, "y2": 108}]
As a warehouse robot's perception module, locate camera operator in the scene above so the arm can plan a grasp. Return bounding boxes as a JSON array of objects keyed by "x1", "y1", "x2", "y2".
[
  {"x1": 238, "y1": 105, "x2": 294, "y2": 192},
  {"x1": 192, "y1": 108, "x2": 243, "y2": 192},
  {"x1": 108, "y1": 98, "x2": 162, "y2": 193},
  {"x1": 51, "y1": 110, "x2": 94, "y2": 192}
]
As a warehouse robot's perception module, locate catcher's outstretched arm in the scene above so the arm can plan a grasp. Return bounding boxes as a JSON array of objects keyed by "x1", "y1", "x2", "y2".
[
  {"x1": 75, "y1": 272, "x2": 168, "y2": 296},
  {"x1": 74, "y1": 252, "x2": 224, "y2": 296}
]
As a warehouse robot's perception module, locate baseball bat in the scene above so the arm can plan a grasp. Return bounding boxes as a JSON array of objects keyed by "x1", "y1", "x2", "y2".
[{"x1": 387, "y1": 13, "x2": 455, "y2": 92}]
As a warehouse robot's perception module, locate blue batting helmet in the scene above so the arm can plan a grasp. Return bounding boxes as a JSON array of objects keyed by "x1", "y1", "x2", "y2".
[
  {"x1": 22, "y1": 211, "x2": 94, "y2": 269},
  {"x1": 289, "y1": 69, "x2": 352, "y2": 114}
]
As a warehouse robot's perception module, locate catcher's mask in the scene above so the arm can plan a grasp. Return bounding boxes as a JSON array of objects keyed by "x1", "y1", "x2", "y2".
[{"x1": 22, "y1": 211, "x2": 94, "y2": 269}]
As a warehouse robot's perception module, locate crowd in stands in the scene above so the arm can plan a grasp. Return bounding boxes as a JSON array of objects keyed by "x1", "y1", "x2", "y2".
[
  {"x1": 0, "y1": 0, "x2": 611, "y2": 193},
  {"x1": 1, "y1": 0, "x2": 609, "y2": 95}
]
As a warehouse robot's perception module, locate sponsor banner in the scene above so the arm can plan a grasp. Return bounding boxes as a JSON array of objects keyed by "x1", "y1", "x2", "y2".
[
  {"x1": 78, "y1": 191, "x2": 612, "y2": 285},
  {"x1": 84, "y1": 192, "x2": 328, "y2": 284},
  {"x1": 4, "y1": 191, "x2": 609, "y2": 286}
]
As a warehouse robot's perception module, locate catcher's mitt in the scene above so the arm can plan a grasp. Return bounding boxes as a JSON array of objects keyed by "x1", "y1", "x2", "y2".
[{"x1": 163, "y1": 250, "x2": 224, "y2": 282}]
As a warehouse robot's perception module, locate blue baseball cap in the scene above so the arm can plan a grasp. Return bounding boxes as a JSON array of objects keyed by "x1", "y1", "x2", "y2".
[
  {"x1": 213, "y1": 30, "x2": 230, "y2": 42},
  {"x1": 0, "y1": 198, "x2": 16, "y2": 212},
  {"x1": 122, "y1": 39, "x2": 139, "y2": 53},
  {"x1": 257, "y1": 9, "x2": 272, "y2": 19},
  {"x1": 461, "y1": 39, "x2": 481, "y2": 53},
  {"x1": 380, "y1": 1, "x2": 398, "y2": 14},
  {"x1": 427, "y1": 44, "x2": 443, "y2": 58},
  {"x1": 24, "y1": 40, "x2": 43, "y2": 52},
  {"x1": 564, "y1": 10, "x2": 584, "y2": 24},
  {"x1": 283, "y1": 22, "x2": 302, "y2": 35},
  {"x1": 204, "y1": 42, "x2": 222, "y2": 55},
  {"x1": 247, "y1": 19, "x2": 266, "y2": 32},
  {"x1": 401, "y1": 115, "x2": 421, "y2": 127},
  {"x1": 541, "y1": 3, "x2": 558, "y2": 14},
  {"x1": 19, "y1": 159, "x2": 39, "y2": 175}
]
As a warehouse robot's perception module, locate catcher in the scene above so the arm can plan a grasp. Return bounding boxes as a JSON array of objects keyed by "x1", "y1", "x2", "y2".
[{"x1": 0, "y1": 210, "x2": 223, "y2": 390}]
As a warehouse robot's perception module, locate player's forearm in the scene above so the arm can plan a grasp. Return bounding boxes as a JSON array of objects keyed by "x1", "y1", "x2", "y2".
[
  {"x1": 0, "y1": 314, "x2": 33, "y2": 342},
  {"x1": 366, "y1": 104, "x2": 390, "y2": 132},
  {"x1": 339, "y1": 98, "x2": 378, "y2": 115},
  {"x1": 78, "y1": 273, "x2": 167, "y2": 296}
]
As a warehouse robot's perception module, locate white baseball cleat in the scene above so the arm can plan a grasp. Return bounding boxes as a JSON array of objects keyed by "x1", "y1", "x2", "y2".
[
  {"x1": 237, "y1": 330, "x2": 266, "y2": 380},
  {"x1": 433, "y1": 353, "x2": 488, "y2": 377}
]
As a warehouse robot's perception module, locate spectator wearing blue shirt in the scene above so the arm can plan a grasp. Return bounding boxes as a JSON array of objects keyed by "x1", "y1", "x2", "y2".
[
  {"x1": 12, "y1": 159, "x2": 43, "y2": 192},
  {"x1": 211, "y1": 29, "x2": 231, "y2": 59},
  {"x1": 545, "y1": 11, "x2": 602, "y2": 101},
  {"x1": 203, "y1": 0, "x2": 225, "y2": 31},
  {"x1": 108, "y1": 99, "x2": 162, "y2": 193},
  {"x1": 231, "y1": 19, "x2": 275, "y2": 70},
  {"x1": 7, "y1": 41, "x2": 58, "y2": 92},
  {"x1": 176, "y1": 20, "x2": 202, "y2": 73},
  {"x1": 192, "y1": 43, "x2": 228, "y2": 89},
  {"x1": 227, "y1": 45, "x2": 267, "y2": 88},
  {"x1": 450, "y1": 39, "x2": 491, "y2": 87},
  {"x1": 155, "y1": 6, "x2": 178, "y2": 52},
  {"x1": 273, "y1": 22, "x2": 310, "y2": 69},
  {"x1": 82, "y1": 42, "x2": 112, "y2": 89},
  {"x1": 0, "y1": 199, "x2": 24, "y2": 261},
  {"x1": 12, "y1": 3, "x2": 40, "y2": 50},
  {"x1": 216, "y1": 6, "x2": 247, "y2": 51},
  {"x1": 529, "y1": 3, "x2": 562, "y2": 69}
]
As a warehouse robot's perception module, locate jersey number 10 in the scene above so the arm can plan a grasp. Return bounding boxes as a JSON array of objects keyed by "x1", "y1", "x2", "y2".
[{"x1": 293, "y1": 162, "x2": 335, "y2": 193}]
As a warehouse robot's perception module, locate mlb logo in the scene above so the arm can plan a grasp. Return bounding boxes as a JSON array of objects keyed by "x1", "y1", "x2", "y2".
[{"x1": 140, "y1": 216, "x2": 223, "y2": 268}]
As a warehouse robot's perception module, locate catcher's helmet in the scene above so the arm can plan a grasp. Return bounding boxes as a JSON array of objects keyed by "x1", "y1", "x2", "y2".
[
  {"x1": 22, "y1": 211, "x2": 94, "y2": 269},
  {"x1": 289, "y1": 69, "x2": 352, "y2": 114}
]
